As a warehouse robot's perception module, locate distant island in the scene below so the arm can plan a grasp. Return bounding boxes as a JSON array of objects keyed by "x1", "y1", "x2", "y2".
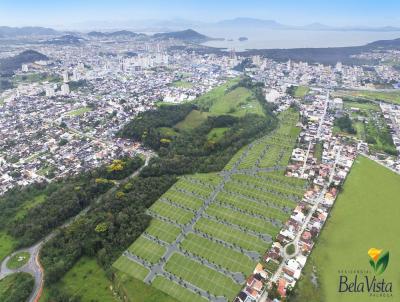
[{"x1": 238, "y1": 37, "x2": 249, "y2": 42}]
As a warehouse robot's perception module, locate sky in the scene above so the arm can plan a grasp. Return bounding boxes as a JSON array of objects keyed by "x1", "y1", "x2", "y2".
[{"x1": 1, "y1": 0, "x2": 400, "y2": 28}]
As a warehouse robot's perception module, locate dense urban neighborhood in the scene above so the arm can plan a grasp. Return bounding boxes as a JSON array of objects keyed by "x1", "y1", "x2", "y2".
[{"x1": 0, "y1": 24, "x2": 400, "y2": 302}]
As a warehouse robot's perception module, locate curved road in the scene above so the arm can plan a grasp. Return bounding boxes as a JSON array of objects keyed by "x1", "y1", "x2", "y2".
[{"x1": 0, "y1": 152, "x2": 152, "y2": 302}]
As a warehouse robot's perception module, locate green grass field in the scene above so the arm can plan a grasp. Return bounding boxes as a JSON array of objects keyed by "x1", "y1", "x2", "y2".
[
  {"x1": 343, "y1": 100, "x2": 380, "y2": 111},
  {"x1": 0, "y1": 231, "x2": 17, "y2": 262},
  {"x1": 43, "y1": 257, "x2": 117, "y2": 302},
  {"x1": 150, "y1": 201, "x2": 194, "y2": 225},
  {"x1": 207, "y1": 127, "x2": 229, "y2": 141},
  {"x1": 145, "y1": 219, "x2": 181, "y2": 243},
  {"x1": 180, "y1": 233, "x2": 254, "y2": 275},
  {"x1": 208, "y1": 87, "x2": 264, "y2": 117},
  {"x1": 175, "y1": 78, "x2": 265, "y2": 130},
  {"x1": 164, "y1": 253, "x2": 241, "y2": 300},
  {"x1": 113, "y1": 256, "x2": 150, "y2": 280},
  {"x1": 293, "y1": 86, "x2": 310, "y2": 98},
  {"x1": 6, "y1": 251, "x2": 30, "y2": 269},
  {"x1": 152, "y1": 276, "x2": 207, "y2": 302},
  {"x1": 66, "y1": 106, "x2": 92, "y2": 116},
  {"x1": 172, "y1": 80, "x2": 194, "y2": 89},
  {"x1": 334, "y1": 89, "x2": 400, "y2": 105},
  {"x1": 162, "y1": 190, "x2": 204, "y2": 210},
  {"x1": 128, "y1": 236, "x2": 166, "y2": 264},
  {"x1": 14, "y1": 194, "x2": 46, "y2": 219},
  {"x1": 174, "y1": 110, "x2": 209, "y2": 130},
  {"x1": 114, "y1": 271, "x2": 179, "y2": 302},
  {"x1": 293, "y1": 156, "x2": 400, "y2": 302}
]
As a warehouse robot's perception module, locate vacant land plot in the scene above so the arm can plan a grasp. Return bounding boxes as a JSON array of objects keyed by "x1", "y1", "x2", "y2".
[
  {"x1": 208, "y1": 87, "x2": 264, "y2": 117},
  {"x1": 194, "y1": 218, "x2": 269, "y2": 254},
  {"x1": 172, "y1": 80, "x2": 194, "y2": 88},
  {"x1": 114, "y1": 272, "x2": 179, "y2": 302},
  {"x1": 66, "y1": 106, "x2": 92, "y2": 116},
  {"x1": 128, "y1": 235, "x2": 166, "y2": 264},
  {"x1": 207, "y1": 127, "x2": 229, "y2": 141},
  {"x1": 165, "y1": 253, "x2": 241, "y2": 299},
  {"x1": 152, "y1": 276, "x2": 207, "y2": 302},
  {"x1": 180, "y1": 233, "x2": 254, "y2": 274},
  {"x1": 0, "y1": 231, "x2": 17, "y2": 261},
  {"x1": 150, "y1": 201, "x2": 195, "y2": 225},
  {"x1": 145, "y1": 219, "x2": 181, "y2": 243},
  {"x1": 293, "y1": 156, "x2": 400, "y2": 302},
  {"x1": 14, "y1": 193, "x2": 46, "y2": 219},
  {"x1": 51, "y1": 257, "x2": 116, "y2": 302},
  {"x1": 293, "y1": 86, "x2": 310, "y2": 99},
  {"x1": 334, "y1": 89, "x2": 400, "y2": 105},
  {"x1": 113, "y1": 256, "x2": 149, "y2": 280},
  {"x1": 174, "y1": 110, "x2": 209, "y2": 130}
]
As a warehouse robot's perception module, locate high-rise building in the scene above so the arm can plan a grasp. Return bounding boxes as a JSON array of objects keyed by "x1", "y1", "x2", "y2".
[
  {"x1": 61, "y1": 83, "x2": 70, "y2": 95},
  {"x1": 335, "y1": 62, "x2": 343, "y2": 73},
  {"x1": 63, "y1": 70, "x2": 69, "y2": 83},
  {"x1": 21, "y1": 64, "x2": 29, "y2": 72},
  {"x1": 45, "y1": 84, "x2": 55, "y2": 97}
]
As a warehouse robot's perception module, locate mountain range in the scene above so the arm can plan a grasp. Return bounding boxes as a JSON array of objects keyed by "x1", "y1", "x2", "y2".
[
  {"x1": 1, "y1": 18, "x2": 400, "y2": 39},
  {"x1": 64, "y1": 17, "x2": 400, "y2": 32}
]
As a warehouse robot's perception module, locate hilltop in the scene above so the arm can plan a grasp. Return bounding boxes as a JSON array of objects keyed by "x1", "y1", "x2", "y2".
[
  {"x1": 153, "y1": 29, "x2": 216, "y2": 43},
  {"x1": 0, "y1": 50, "x2": 48, "y2": 76}
]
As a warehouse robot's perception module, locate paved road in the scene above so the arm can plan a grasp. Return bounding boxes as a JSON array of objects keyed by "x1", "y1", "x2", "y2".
[
  {"x1": 301, "y1": 90, "x2": 329, "y2": 177},
  {"x1": 0, "y1": 153, "x2": 152, "y2": 302},
  {"x1": 260, "y1": 146, "x2": 343, "y2": 302}
]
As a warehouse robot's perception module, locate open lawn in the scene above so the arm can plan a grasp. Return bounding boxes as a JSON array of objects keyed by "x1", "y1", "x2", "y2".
[
  {"x1": 51, "y1": 257, "x2": 117, "y2": 302},
  {"x1": 290, "y1": 86, "x2": 310, "y2": 99},
  {"x1": 293, "y1": 86, "x2": 310, "y2": 99},
  {"x1": 162, "y1": 189, "x2": 204, "y2": 210},
  {"x1": 0, "y1": 231, "x2": 16, "y2": 261},
  {"x1": 113, "y1": 256, "x2": 149, "y2": 281},
  {"x1": 206, "y1": 203, "x2": 279, "y2": 236},
  {"x1": 172, "y1": 80, "x2": 194, "y2": 89},
  {"x1": 180, "y1": 233, "x2": 255, "y2": 275},
  {"x1": 128, "y1": 235, "x2": 166, "y2": 264},
  {"x1": 114, "y1": 271, "x2": 179, "y2": 302},
  {"x1": 164, "y1": 253, "x2": 241, "y2": 300},
  {"x1": 216, "y1": 191, "x2": 288, "y2": 222},
  {"x1": 152, "y1": 276, "x2": 207, "y2": 302},
  {"x1": 174, "y1": 110, "x2": 209, "y2": 130},
  {"x1": 334, "y1": 89, "x2": 400, "y2": 105},
  {"x1": 66, "y1": 106, "x2": 92, "y2": 116},
  {"x1": 293, "y1": 156, "x2": 400, "y2": 302},
  {"x1": 145, "y1": 219, "x2": 181, "y2": 244},
  {"x1": 6, "y1": 251, "x2": 30, "y2": 269},
  {"x1": 150, "y1": 200, "x2": 194, "y2": 225},
  {"x1": 158, "y1": 127, "x2": 179, "y2": 138},
  {"x1": 194, "y1": 218, "x2": 269, "y2": 254},
  {"x1": 14, "y1": 194, "x2": 46, "y2": 219},
  {"x1": 343, "y1": 100, "x2": 380, "y2": 111},
  {"x1": 208, "y1": 87, "x2": 264, "y2": 117},
  {"x1": 207, "y1": 127, "x2": 229, "y2": 141}
]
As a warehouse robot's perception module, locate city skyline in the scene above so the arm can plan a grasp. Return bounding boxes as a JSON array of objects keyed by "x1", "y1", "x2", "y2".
[{"x1": 1, "y1": 0, "x2": 400, "y2": 29}]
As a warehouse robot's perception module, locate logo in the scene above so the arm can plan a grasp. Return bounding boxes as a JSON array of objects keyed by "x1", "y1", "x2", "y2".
[
  {"x1": 368, "y1": 248, "x2": 389, "y2": 275},
  {"x1": 337, "y1": 248, "x2": 393, "y2": 297}
]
